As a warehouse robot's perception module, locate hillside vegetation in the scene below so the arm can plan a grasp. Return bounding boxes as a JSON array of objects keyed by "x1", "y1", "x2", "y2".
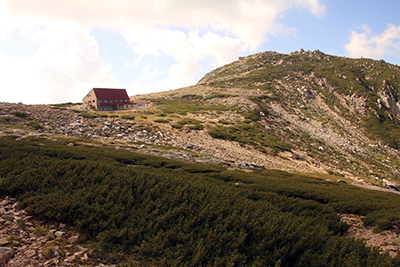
[
  {"x1": 142, "y1": 50, "x2": 400, "y2": 185},
  {"x1": 1, "y1": 135, "x2": 400, "y2": 266},
  {"x1": 2, "y1": 50, "x2": 400, "y2": 265}
]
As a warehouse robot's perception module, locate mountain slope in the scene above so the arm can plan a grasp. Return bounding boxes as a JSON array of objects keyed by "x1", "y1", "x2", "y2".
[
  {"x1": 1, "y1": 50, "x2": 399, "y2": 186},
  {"x1": 2, "y1": 50, "x2": 400, "y2": 265},
  {"x1": 140, "y1": 50, "x2": 400, "y2": 185}
]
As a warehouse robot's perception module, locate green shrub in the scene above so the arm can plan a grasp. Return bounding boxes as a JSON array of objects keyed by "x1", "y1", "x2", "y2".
[
  {"x1": 171, "y1": 124, "x2": 183, "y2": 129},
  {"x1": 187, "y1": 124, "x2": 204, "y2": 130},
  {"x1": 51, "y1": 102, "x2": 80, "y2": 107},
  {"x1": 0, "y1": 117, "x2": 17, "y2": 123},
  {"x1": 153, "y1": 119, "x2": 169, "y2": 124},
  {"x1": 0, "y1": 136, "x2": 398, "y2": 266},
  {"x1": 218, "y1": 119, "x2": 230, "y2": 125},
  {"x1": 169, "y1": 118, "x2": 204, "y2": 130},
  {"x1": 121, "y1": 115, "x2": 135, "y2": 120},
  {"x1": 12, "y1": 111, "x2": 28, "y2": 118},
  {"x1": 78, "y1": 112, "x2": 107, "y2": 118},
  {"x1": 181, "y1": 94, "x2": 203, "y2": 99},
  {"x1": 206, "y1": 93, "x2": 237, "y2": 99},
  {"x1": 208, "y1": 123, "x2": 291, "y2": 153},
  {"x1": 146, "y1": 98, "x2": 237, "y2": 115},
  {"x1": 176, "y1": 118, "x2": 202, "y2": 125},
  {"x1": 28, "y1": 121, "x2": 43, "y2": 130},
  {"x1": 241, "y1": 110, "x2": 262, "y2": 122},
  {"x1": 363, "y1": 113, "x2": 400, "y2": 149}
]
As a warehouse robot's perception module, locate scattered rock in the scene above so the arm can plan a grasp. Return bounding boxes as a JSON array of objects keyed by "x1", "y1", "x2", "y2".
[
  {"x1": 25, "y1": 249, "x2": 36, "y2": 258},
  {"x1": 341, "y1": 214, "x2": 400, "y2": 257},
  {"x1": 64, "y1": 255, "x2": 76, "y2": 262},
  {"x1": 0, "y1": 237, "x2": 9, "y2": 246},
  {"x1": 0, "y1": 208, "x2": 5, "y2": 215},
  {"x1": 3, "y1": 129, "x2": 24, "y2": 135},
  {"x1": 0, "y1": 247, "x2": 14, "y2": 266},
  {"x1": 0, "y1": 200, "x2": 12, "y2": 207},
  {"x1": 68, "y1": 235, "x2": 79, "y2": 244},
  {"x1": 13, "y1": 129, "x2": 25, "y2": 135},
  {"x1": 0, "y1": 197, "x2": 113, "y2": 266},
  {"x1": 54, "y1": 231, "x2": 65, "y2": 239}
]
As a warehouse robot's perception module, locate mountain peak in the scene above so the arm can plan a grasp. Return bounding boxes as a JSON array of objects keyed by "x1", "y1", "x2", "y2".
[{"x1": 143, "y1": 50, "x2": 400, "y2": 184}]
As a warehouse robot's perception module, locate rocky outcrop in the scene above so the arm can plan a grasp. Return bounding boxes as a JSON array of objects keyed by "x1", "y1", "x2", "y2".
[
  {"x1": 0, "y1": 197, "x2": 115, "y2": 267},
  {"x1": 379, "y1": 90, "x2": 400, "y2": 116},
  {"x1": 341, "y1": 214, "x2": 400, "y2": 257}
]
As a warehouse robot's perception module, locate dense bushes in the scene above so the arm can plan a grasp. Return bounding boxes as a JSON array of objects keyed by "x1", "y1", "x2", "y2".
[
  {"x1": 12, "y1": 111, "x2": 28, "y2": 118},
  {"x1": 146, "y1": 98, "x2": 237, "y2": 115},
  {"x1": 208, "y1": 123, "x2": 291, "y2": 153},
  {"x1": 153, "y1": 119, "x2": 169, "y2": 124},
  {"x1": 170, "y1": 118, "x2": 204, "y2": 130},
  {"x1": 120, "y1": 115, "x2": 135, "y2": 120},
  {"x1": 28, "y1": 121, "x2": 43, "y2": 130},
  {"x1": 0, "y1": 136, "x2": 399, "y2": 265},
  {"x1": 363, "y1": 112, "x2": 400, "y2": 149}
]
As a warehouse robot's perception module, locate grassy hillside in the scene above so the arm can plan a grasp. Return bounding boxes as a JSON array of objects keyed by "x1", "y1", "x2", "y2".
[
  {"x1": 1, "y1": 135, "x2": 400, "y2": 266},
  {"x1": 141, "y1": 50, "x2": 400, "y2": 183},
  {"x1": 198, "y1": 51, "x2": 400, "y2": 150}
]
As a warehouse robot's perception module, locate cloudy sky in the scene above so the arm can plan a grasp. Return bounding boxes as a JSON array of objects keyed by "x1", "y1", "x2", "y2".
[{"x1": 1, "y1": 0, "x2": 400, "y2": 104}]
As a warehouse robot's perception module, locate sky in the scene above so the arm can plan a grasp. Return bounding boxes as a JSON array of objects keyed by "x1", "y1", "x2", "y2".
[{"x1": 1, "y1": 0, "x2": 400, "y2": 104}]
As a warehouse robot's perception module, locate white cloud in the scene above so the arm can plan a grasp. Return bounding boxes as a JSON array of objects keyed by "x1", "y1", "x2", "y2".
[
  {"x1": 0, "y1": 22, "x2": 118, "y2": 104},
  {"x1": 0, "y1": 0, "x2": 325, "y2": 103},
  {"x1": 2, "y1": 0, "x2": 325, "y2": 49},
  {"x1": 0, "y1": 52, "x2": 47, "y2": 103},
  {"x1": 141, "y1": 65, "x2": 161, "y2": 79},
  {"x1": 294, "y1": 0, "x2": 325, "y2": 17},
  {"x1": 122, "y1": 27, "x2": 242, "y2": 90},
  {"x1": 345, "y1": 24, "x2": 400, "y2": 59}
]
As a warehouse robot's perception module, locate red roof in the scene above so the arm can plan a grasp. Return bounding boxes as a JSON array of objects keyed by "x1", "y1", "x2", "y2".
[
  {"x1": 92, "y1": 88, "x2": 129, "y2": 100},
  {"x1": 98, "y1": 101, "x2": 147, "y2": 106},
  {"x1": 98, "y1": 102, "x2": 133, "y2": 106}
]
